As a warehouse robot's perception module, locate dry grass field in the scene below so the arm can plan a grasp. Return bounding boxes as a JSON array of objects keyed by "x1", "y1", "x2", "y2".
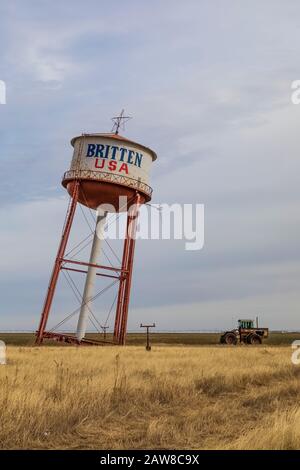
[{"x1": 1, "y1": 345, "x2": 300, "y2": 450}]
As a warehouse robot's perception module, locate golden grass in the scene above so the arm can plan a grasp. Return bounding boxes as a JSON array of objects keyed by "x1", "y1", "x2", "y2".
[{"x1": 0, "y1": 345, "x2": 300, "y2": 449}]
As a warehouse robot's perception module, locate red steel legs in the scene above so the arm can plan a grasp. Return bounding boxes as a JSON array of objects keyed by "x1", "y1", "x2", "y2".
[
  {"x1": 114, "y1": 193, "x2": 141, "y2": 345},
  {"x1": 36, "y1": 186, "x2": 141, "y2": 346},
  {"x1": 36, "y1": 181, "x2": 79, "y2": 344}
]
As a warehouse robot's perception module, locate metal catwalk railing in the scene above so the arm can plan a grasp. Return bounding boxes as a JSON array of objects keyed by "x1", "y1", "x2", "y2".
[{"x1": 62, "y1": 170, "x2": 153, "y2": 198}]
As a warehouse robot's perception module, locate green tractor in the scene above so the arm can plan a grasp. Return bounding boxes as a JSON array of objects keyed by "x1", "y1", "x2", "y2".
[{"x1": 220, "y1": 319, "x2": 269, "y2": 345}]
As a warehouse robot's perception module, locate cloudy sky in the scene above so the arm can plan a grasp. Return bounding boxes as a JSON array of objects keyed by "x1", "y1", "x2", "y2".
[{"x1": 0, "y1": 0, "x2": 299, "y2": 332}]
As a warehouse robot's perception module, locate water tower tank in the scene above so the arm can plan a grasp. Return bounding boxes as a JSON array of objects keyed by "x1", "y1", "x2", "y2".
[
  {"x1": 36, "y1": 128, "x2": 157, "y2": 347},
  {"x1": 62, "y1": 133, "x2": 157, "y2": 211}
]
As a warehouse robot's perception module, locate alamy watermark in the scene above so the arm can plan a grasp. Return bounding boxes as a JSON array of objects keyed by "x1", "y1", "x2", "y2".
[
  {"x1": 0, "y1": 80, "x2": 6, "y2": 104},
  {"x1": 0, "y1": 340, "x2": 6, "y2": 365},
  {"x1": 291, "y1": 340, "x2": 300, "y2": 365},
  {"x1": 95, "y1": 199, "x2": 204, "y2": 251},
  {"x1": 291, "y1": 80, "x2": 300, "y2": 104}
]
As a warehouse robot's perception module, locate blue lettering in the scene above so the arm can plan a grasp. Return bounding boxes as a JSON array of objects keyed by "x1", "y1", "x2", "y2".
[
  {"x1": 119, "y1": 147, "x2": 128, "y2": 162},
  {"x1": 95, "y1": 144, "x2": 105, "y2": 158},
  {"x1": 135, "y1": 153, "x2": 143, "y2": 168},
  {"x1": 110, "y1": 145, "x2": 119, "y2": 160},
  {"x1": 127, "y1": 150, "x2": 135, "y2": 165},
  {"x1": 86, "y1": 144, "x2": 96, "y2": 157},
  {"x1": 104, "y1": 145, "x2": 110, "y2": 159},
  {"x1": 86, "y1": 143, "x2": 143, "y2": 166}
]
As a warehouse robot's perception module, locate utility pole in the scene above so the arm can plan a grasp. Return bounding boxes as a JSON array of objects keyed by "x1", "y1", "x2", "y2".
[
  {"x1": 101, "y1": 325, "x2": 109, "y2": 341},
  {"x1": 140, "y1": 323, "x2": 156, "y2": 351}
]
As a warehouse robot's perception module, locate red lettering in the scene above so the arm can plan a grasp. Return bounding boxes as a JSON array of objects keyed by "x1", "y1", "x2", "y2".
[
  {"x1": 108, "y1": 160, "x2": 117, "y2": 171},
  {"x1": 119, "y1": 163, "x2": 128, "y2": 174},
  {"x1": 95, "y1": 158, "x2": 105, "y2": 169}
]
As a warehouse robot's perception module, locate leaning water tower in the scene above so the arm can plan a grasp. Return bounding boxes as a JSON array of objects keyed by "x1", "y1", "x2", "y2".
[{"x1": 36, "y1": 112, "x2": 157, "y2": 345}]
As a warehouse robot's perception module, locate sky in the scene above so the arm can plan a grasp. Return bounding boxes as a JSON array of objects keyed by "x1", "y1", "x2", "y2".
[{"x1": 0, "y1": 0, "x2": 300, "y2": 332}]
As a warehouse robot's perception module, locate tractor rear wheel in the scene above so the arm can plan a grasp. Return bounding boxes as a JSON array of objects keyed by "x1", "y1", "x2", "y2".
[
  {"x1": 249, "y1": 334, "x2": 262, "y2": 345},
  {"x1": 224, "y1": 333, "x2": 237, "y2": 345}
]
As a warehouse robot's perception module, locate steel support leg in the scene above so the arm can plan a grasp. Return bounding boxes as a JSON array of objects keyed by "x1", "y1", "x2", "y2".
[
  {"x1": 35, "y1": 181, "x2": 79, "y2": 344},
  {"x1": 114, "y1": 193, "x2": 141, "y2": 345}
]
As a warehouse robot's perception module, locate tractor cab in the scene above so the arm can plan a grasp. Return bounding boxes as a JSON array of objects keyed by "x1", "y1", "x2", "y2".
[{"x1": 238, "y1": 319, "x2": 254, "y2": 329}]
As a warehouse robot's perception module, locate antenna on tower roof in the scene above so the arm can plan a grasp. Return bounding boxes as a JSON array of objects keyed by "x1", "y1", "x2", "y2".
[{"x1": 111, "y1": 109, "x2": 132, "y2": 135}]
